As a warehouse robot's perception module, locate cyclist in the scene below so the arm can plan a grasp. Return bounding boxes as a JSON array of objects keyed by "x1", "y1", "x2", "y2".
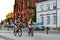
[{"x1": 28, "y1": 19, "x2": 33, "y2": 37}]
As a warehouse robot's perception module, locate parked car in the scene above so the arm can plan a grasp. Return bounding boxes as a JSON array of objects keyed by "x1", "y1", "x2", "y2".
[
  {"x1": 32, "y1": 23, "x2": 45, "y2": 31},
  {"x1": 4, "y1": 23, "x2": 14, "y2": 28}
]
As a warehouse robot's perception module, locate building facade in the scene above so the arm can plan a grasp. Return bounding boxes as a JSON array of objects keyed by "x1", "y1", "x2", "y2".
[
  {"x1": 36, "y1": 0, "x2": 60, "y2": 28},
  {"x1": 14, "y1": 0, "x2": 43, "y2": 23}
]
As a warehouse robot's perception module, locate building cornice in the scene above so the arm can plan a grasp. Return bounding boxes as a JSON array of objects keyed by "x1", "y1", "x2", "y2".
[{"x1": 37, "y1": 8, "x2": 60, "y2": 13}]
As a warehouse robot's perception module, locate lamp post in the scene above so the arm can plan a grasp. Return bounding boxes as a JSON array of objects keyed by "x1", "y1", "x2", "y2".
[{"x1": 56, "y1": 0, "x2": 57, "y2": 30}]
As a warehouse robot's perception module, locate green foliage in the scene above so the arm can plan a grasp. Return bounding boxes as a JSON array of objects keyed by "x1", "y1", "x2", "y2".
[
  {"x1": 5, "y1": 18, "x2": 10, "y2": 22},
  {"x1": 28, "y1": 7, "x2": 36, "y2": 22},
  {"x1": 31, "y1": 14, "x2": 36, "y2": 22}
]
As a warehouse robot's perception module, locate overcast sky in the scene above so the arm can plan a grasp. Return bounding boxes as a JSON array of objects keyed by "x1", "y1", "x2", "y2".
[{"x1": 0, "y1": 0, "x2": 15, "y2": 22}]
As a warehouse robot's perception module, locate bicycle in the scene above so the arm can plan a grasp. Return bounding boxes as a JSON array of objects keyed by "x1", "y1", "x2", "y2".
[{"x1": 14, "y1": 25, "x2": 22, "y2": 37}]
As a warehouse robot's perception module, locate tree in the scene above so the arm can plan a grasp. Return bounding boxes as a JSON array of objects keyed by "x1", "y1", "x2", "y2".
[
  {"x1": 5, "y1": 12, "x2": 14, "y2": 22},
  {"x1": 28, "y1": 7, "x2": 36, "y2": 22},
  {"x1": 1, "y1": 21, "x2": 4, "y2": 25}
]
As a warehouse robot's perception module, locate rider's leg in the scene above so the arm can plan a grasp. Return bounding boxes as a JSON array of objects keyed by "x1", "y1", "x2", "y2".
[
  {"x1": 31, "y1": 28, "x2": 33, "y2": 37},
  {"x1": 28, "y1": 28, "x2": 31, "y2": 36}
]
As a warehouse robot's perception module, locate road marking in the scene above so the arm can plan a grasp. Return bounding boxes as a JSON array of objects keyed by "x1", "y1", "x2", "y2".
[{"x1": 0, "y1": 37, "x2": 4, "y2": 40}]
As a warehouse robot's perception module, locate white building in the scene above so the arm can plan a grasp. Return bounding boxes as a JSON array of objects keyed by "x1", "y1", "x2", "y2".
[{"x1": 36, "y1": 0, "x2": 60, "y2": 28}]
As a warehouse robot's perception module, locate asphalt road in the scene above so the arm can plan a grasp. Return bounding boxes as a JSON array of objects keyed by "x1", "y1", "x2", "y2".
[
  {"x1": 0, "y1": 28, "x2": 60, "y2": 34},
  {"x1": 0, "y1": 30, "x2": 60, "y2": 40},
  {"x1": 0, "y1": 27, "x2": 60, "y2": 40},
  {"x1": 0, "y1": 35, "x2": 14, "y2": 40}
]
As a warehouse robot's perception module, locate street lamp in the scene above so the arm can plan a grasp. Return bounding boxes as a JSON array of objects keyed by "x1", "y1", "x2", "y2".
[{"x1": 56, "y1": 0, "x2": 57, "y2": 29}]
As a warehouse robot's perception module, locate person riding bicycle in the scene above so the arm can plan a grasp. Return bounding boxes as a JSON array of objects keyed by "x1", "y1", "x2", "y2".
[
  {"x1": 28, "y1": 19, "x2": 33, "y2": 36},
  {"x1": 14, "y1": 24, "x2": 19, "y2": 36},
  {"x1": 14, "y1": 18, "x2": 22, "y2": 36}
]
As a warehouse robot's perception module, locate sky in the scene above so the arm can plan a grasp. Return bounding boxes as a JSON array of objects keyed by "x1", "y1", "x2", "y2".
[{"x1": 0, "y1": 0, "x2": 15, "y2": 22}]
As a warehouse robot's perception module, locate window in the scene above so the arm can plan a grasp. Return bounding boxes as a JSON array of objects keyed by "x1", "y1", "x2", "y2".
[
  {"x1": 29, "y1": 9, "x2": 32, "y2": 15},
  {"x1": 53, "y1": 3, "x2": 56, "y2": 9},
  {"x1": 20, "y1": 2, "x2": 23, "y2": 10},
  {"x1": 53, "y1": 16, "x2": 57, "y2": 24},
  {"x1": 41, "y1": 5, "x2": 43, "y2": 11},
  {"x1": 41, "y1": 17, "x2": 44, "y2": 24},
  {"x1": 41, "y1": 4, "x2": 50, "y2": 11},
  {"x1": 24, "y1": 2, "x2": 27, "y2": 9},
  {"x1": 47, "y1": 16, "x2": 50, "y2": 24},
  {"x1": 28, "y1": 0, "x2": 32, "y2": 7},
  {"x1": 47, "y1": 4, "x2": 50, "y2": 10}
]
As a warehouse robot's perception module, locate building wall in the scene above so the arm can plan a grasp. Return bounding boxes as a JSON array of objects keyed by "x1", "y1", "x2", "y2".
[
  {"x1": 14, "y1": 0, "x2": 43, "y2": 23},
  {"x1": 14, "y1": 0, "x2": 18, "y2": 20},
  {"x1": 36, "y1": 0, "x2": 60, "y2": 28}
]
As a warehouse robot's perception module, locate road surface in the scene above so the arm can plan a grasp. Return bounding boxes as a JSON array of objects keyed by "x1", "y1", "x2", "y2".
[{"x1": 0, "y1": 29, "x2": 60, "y2": 40}]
